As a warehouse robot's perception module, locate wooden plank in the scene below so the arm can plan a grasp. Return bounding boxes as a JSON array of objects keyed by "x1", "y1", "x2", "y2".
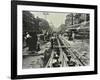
[
  {"x1": 57, "y1": 37, "x2": 69, "y2": 67},
  {"x1": 45, "y1": 50, "x2": 54, "y2": 68},
  {"x1": 57, "y1": 38, "x2": 63, "y2": 67}
]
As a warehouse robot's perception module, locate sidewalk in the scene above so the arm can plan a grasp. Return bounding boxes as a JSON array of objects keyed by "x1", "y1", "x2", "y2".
[{"x1": 22, "y1": 41, "x2": 51, "y2": 69}]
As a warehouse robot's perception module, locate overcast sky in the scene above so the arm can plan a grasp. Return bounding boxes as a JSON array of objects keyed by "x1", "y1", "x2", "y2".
[{"x1": 31, "y1": 11, "x2": 68, "y2": 28}]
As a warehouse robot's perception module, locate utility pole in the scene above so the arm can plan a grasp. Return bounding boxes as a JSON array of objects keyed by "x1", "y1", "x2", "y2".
[{"x1": 71, "y1": 13, "x2": 74, "y2": 25}]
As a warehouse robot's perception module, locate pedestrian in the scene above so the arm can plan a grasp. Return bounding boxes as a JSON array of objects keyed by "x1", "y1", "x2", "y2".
[
  {"x1": 72, "y1": 31, "x2": 75, "y2": 42},
  {"x1": 28, "y1": 32, "x2": 38, "y2": 51},
  {"x1": 50, "y1": 35, "x2": 54, "y2": 49}
]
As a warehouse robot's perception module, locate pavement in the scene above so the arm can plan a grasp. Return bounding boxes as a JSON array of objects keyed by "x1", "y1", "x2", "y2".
[{"x1": 22, "y1": 41, "x2": 51, "y2": 69}]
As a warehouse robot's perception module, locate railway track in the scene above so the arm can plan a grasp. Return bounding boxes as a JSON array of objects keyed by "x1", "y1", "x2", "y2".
[
  {"x1": 45, "y1": 35, "x2": 87, "y2": 68},
  {"x1": 59, "y1": 36, "x2": 88, "y2": 66}
]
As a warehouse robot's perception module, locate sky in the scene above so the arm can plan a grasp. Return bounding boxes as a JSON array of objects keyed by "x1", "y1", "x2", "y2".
[{"x1": 30, "y1": 11, "x2": 68, "y2": 28}]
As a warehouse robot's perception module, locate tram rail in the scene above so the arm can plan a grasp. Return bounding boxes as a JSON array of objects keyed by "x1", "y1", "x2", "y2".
[
  {"x1": 45, "y1": 35, "x2": 87, "y2": 68},
  {"x1": 59, "y1": 36, "x2": 87, "y2": 66}
]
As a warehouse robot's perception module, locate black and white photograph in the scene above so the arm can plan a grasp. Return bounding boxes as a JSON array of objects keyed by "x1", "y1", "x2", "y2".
[
  {"x1": 22, "y1": 11, "x2": 90, "y2": 69},
  {"x1": 11, "y1": 1, "x2": 97, "y2": 79}
]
